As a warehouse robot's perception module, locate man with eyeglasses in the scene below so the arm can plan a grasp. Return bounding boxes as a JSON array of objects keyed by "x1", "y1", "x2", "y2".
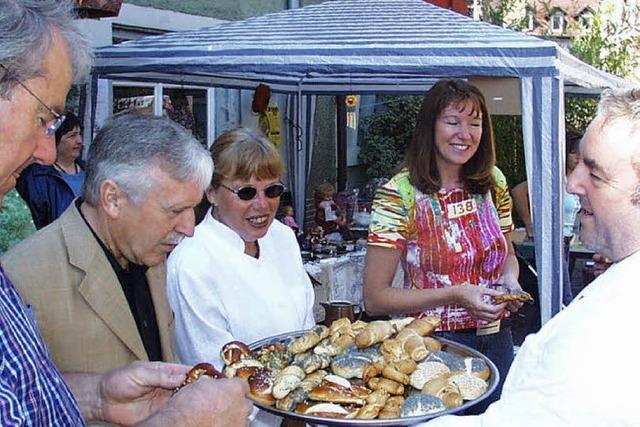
[{"x1": 0, "y1": 1, "x2": 250, "y2": 426}]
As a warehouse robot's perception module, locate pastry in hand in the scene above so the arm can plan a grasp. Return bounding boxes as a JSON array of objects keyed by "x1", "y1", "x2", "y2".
[
  {"x1": 178, "y1": 362, "x2": 224, "y2": 391},
  {"x1": 493, "y1": 289, "x2": 533, "y2": 304}
]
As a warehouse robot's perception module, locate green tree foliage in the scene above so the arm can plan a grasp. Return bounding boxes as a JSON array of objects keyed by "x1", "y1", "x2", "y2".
[
  {"x1": 565, "y1": 97, "x2": 598, "y2": 133},
  {"x1": 570, "y1": 4, "x2": 640, "y2": 79},
  {"x1": 0, "y1": 190, "x2": 35, "y2": 254},
  {"x1": 493, "y1": 115, "x2": 526, "y2": 187},
  {"x1": 358, "y1": 96, "x2": 422, "y2": 180}
]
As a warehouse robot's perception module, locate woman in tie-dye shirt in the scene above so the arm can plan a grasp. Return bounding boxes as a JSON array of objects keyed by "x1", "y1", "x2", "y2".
[{"x1": 363, "y1": 79, "x2": 523, "y2": 412}]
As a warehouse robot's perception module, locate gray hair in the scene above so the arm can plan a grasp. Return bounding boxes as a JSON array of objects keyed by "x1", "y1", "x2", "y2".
[
  {"x1": 0, "y1": 0, "x2": 92, "y2": 98},
  {"x1": 82, "y1": 114, "x2": 213, "y2": 206},
  {"x1": 597, "y1": 87, "x2": 640, "y2": 206}
]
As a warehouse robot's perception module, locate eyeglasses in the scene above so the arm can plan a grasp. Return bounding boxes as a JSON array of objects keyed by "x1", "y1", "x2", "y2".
[
  {"x1": 0, "y1": 63, "x2": 65, "y2": 137},
  {"x1": 220, "y1": 182, "x2": 285, "y2": 201}
]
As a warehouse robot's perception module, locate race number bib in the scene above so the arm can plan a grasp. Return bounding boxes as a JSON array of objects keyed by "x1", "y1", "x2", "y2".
[{"x1": 447, "y1": 198, "x2": 477, "y2": 219}]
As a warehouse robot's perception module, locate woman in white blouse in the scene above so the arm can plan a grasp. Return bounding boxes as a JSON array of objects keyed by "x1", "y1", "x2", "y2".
[{"x1": 167, "y1": 127, "x2": 315, "y2": 370}]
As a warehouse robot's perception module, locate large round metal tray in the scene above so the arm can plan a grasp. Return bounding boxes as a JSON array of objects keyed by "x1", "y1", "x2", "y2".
[{"x1": 246, "y1": 329, "x2": 499, "y2": 426}]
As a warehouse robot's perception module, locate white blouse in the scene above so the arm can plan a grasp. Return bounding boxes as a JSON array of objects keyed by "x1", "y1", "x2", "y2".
[{"x1": 167, "y1": 209, "x2": 315, "y2": 369}]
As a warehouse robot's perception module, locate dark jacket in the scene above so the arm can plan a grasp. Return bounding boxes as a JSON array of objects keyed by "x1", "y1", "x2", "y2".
[{"x1": 16, "y1": 161, "x2": 84, "y2": 230}]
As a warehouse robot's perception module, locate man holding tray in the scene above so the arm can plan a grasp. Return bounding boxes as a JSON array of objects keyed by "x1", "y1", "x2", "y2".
[{"x1": 425, "y1": 87, "x2": 640, "y2": 426}]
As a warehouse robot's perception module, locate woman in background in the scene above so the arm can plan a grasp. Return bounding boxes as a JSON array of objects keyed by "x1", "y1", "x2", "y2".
[
  {"x1": 16, "y1": 112, "x2": 84, "y2": 229},
  {"x1": 363, "y1": 79, "x2": 522, "y2": 413},
  {"x1": 167, "y1": 127, "x2": 314, "y2": 425}
]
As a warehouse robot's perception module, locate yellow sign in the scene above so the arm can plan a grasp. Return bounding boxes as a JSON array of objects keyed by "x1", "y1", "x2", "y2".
[{"x1": 258, "y1": 105, "x2": 282, "y2": 149}]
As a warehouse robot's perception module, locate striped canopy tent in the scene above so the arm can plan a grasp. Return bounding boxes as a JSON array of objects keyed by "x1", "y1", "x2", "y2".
[{"x1": 92, "y1": 0, "x2": 625, "y2": 323}]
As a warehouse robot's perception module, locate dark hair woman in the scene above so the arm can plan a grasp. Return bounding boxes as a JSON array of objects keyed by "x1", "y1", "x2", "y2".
[
  {"x1": 363, "y1": 79, "x2": 523, "y2": 413},
  {"x1": 16, "y1": 112, "x2": 85, "y2": 229}
]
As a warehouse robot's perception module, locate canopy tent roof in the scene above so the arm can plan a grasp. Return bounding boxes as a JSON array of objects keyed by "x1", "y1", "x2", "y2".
[
  {"x1": 93, "y1": 0, "x2": 623, "y2": 93},
  {"x1": 91, "y1": 0, "x2": 627, "y2": 323}
]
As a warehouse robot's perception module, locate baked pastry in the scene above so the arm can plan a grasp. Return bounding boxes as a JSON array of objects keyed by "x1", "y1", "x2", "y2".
[
  {"x1": 400, "y1": 394, "x2": 446, "y2": 417},
  {"x1": 378, "y1": 396, "x2": 404, "y2": 418},
  {"x1": 272, "y1": 365, "x2": 305, "y2": 399},
  {"x1": 303, "y1": 402, "x2": 351, "y2": 418},
  {"x1": 493, "y1": 289, "x2": 533, "y2": 304},
  {"x1": 299, "y1": 352, "x2": 331, "y2": 374},
  {"x1": 223, "y1": 358, "x2": 264, "y2": 378},
  {"x1": 389, "y1": 317, "x2": 415, "y2": 332},
  {"x1": 367, "y1": 377, "x2": 405, "y2": 396},
  {"x1": 220, "y1": 341, "x2": 251, "y2": 366},
  {"x1": 397, "y1": 328, "x2": 429, "y2": 362},
  {"x1": 382, "y1": 363, "x2": 410, "y2": 385},
  {"x1": 247, "y1": 368, "x2": 276, "y2": 406},
  {"x1": 308, "y1": 375, "x2": 370, "y2": 405},
  {"x1": 405, "y1": 316, "x2": 441, "y2": 337},
  {"x1": 381, "y1": 338, "x2": 408, "y2": 364},
  {"x1": 355, "y1": 320, "x2": 394, "y2": 348},
  {"x1": 448, "y1": 373, "x2": 488, "y2": 400},
  {"x1": 422, "y1": 376, "x2": 463, "y2": 409},
  {"x1": 276, "y1": 370, "x2": 328, "y2": 411},
  {"x1": 423, "y1": 336, "x2": 443, "y2": 353},
  {"x1": 314, "y1": 338, "x2": 344, "y2": 357},
  {"x1": 178, "y1": 362, "x2": 224, "y2": 391},
  {"x1": 463, "y1": 357, "x2": 491, "y2": 381},
  {"x1": 356, "y1": 389, "x2": 389, "y2": 419},
  {"x1": 362, "y1": 362, "x2": 383, "y2": 382},
  {"x1": 427, "y1": 351, "x2": 466, "y2": 371},
  {"x1": 254, "y1": 342, "x2": 292, "y2": 371},
  {"x1": 409, "y1": 361, "x2": 450, "y2": 390},
  {"x1": 331, "y1": 353, "x2": 372, "y2": 379},
  {"x1": 289, "y1": 325, "x2": 330, "y2": 354}
]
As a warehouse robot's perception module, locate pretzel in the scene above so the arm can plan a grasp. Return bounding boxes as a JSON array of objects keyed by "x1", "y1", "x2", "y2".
[
  {"x1": 493, "y1": 290, "x2": 533, "y2": 304},
  {"x1": 177, "y1": 362, "x2": 224, "y2": 391}
]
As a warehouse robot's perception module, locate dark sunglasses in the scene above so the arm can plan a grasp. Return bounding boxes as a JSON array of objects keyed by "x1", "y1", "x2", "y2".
[{"x1": 220, "y1": 182, "x2": 285, "y2": 201}]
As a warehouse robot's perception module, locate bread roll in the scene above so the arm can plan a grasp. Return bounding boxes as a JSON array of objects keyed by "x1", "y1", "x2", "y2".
[
  {"x1": 223, "y1": 358, "x2": 263, "y2": 378},
  {"x1": 355, "y1": 321, "x2": 394, "y2": 348},
  {"x1": 400, "y1": 394, "x2": 446, "y2": 417},
  {"x1": 464, "y1": 357, "x2": 491, "y2": 381},
  {"x1": 448, "y1": 373, "x2": 487, "y2": 400},
  {"x1": 409, "y1": 361, "x2": 450, "y2": 390},
  {"x1": 381, "y1": 338, "x2": 408, "y2": 364},
  {"x1": 330, "y1": 353, "x2": 371, "y2": 379},
  {"x1": 422, "y1": 376, "x2": 463, "y2": 408},
  {"x1": 362, "y1": 362, "x2": 383, "y2": 382},
  {"x1": 304, "y1": 402, "x2": 349, "y2": 418},
  {"x1": 402, "y1": 333, "x2": 429, "y2": 362}
]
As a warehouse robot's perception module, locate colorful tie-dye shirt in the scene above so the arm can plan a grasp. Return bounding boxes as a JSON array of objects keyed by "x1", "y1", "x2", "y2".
[{"x1": 368, "y1": 167, "x2": 514, "y2": 331}]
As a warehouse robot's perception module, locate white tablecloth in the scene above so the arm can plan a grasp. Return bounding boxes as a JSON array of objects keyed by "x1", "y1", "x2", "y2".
[{"x1": 304, "y1": 250, "x2": 403, "y2": 321}]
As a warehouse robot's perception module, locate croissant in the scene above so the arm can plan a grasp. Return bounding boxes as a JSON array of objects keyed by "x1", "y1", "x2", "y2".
[
  {"x1": 378, "y1": 396, "x2": 404, "y2": 418},
  {"x1": 272, "y1": 365, "x2": 305, "y2": 399},
  {"x1": 355, "y1": 320, "x2": 394, "y2": 348},
  {"x1": 362, "y1": 362, "x2": 383, "y2": 382},
  {"x1": 356, "y1": 389, "x2": 389, "y2": 419},
  {"x1": 329, "y1": 318, "x2": 352, "y2": 336},
  {"x1": 422, "y1": 376, "x2": 463, "y2": 408},
  {"x1": 423, "y1": 336, "x2": 443, "y2": 353},
  {"x1": 448, "y1": 373, "x2": 487, "y2": 400},
  {"x1": 382, "y1": 363, "x2": 410, "y2": 385},
  {"x1": 367, "y1": 377, "x2": 404, "y2": 396},
  {"x1": 381, "y1": 338, "x2": 408, "y2": 364},
  {"x1": 409, "y1": 361, "x2": 450, "y2": 390},
  {"x1": 400, "y1": 331, "x2": 429, "y2": 362},
  {"x1": 405, "y1": 316, "x2": 441, "y2": 337},
  {"x1": 288, "y1": 325, "x2": 330, "y2": 354},
  {"x1": 391, "y1": 358, "x2": 417, "y2": 375}
]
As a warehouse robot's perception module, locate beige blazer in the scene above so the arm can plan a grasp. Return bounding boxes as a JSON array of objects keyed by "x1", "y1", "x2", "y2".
[{"x1": 2, "y1": 204, "x2": 176, "y2": 373}]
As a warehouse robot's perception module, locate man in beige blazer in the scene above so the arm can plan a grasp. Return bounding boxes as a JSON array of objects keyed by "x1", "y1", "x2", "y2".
[{"x1": 3, "y1": 113, "x2": 209, "y2": 374}]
